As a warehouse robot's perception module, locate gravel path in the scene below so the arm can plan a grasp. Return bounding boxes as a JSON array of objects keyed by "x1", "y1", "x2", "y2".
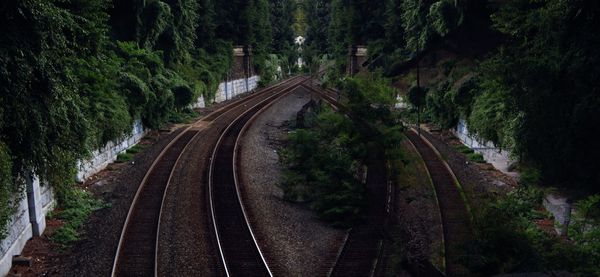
[{"x1": 238, "y1": 87, "x2": 345, "y2": 276}]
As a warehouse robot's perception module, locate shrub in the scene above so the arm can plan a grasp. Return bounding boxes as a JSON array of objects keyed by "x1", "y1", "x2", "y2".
[
  {"x1": 454, "y1": 144, "x2": 474, "y2": 154},
  {"x1": 115, "y1": 152, "x2": 134, "y2": 163},
  {"x1": 126, "y1": 144, "x2": 146, "y2": 154},
  {"x1": 520, "y1": 168, "x2": 542, "y2": 186},
  {"x1": 467, "y1": 152, "x2": 485, "y2": 163},
  {"x1": 50, "y1": 188, "x2": 107, "y2": 248},
  {"x1": 465, "y1": 187, "x2": 600, "y2": 275}
]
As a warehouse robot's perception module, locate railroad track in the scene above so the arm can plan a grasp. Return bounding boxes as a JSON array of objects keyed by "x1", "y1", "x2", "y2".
[
  {"x1": 302, "y1": 83, "x2": 390, "y2": 277},
  {"x1": 209, "y1": 77, "x2": 307, "y2": 276},
  {"x1": 111, "y1": 76, "x2": 306, "y2": 277},
  {"x1": 313, "y1": 80, "x2": 471, "y2": 276},
  {"x1": 405, "y1": 130, "x2": 471, "y2": 277}
]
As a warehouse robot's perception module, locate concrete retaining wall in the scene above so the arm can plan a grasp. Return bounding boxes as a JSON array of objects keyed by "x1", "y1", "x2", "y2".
[
  {"x1": 1, "y1": 118, "x2": 144, "y2": 276},
  {"x1": 543, "y1": 194, "x2": 572, "y2": 236},
  {"x1": 454, "y1": 119, "x2": 516, "y2": 176},
  {"x1": 76, "y1": 119, "x2": 147, "y2": 183},
  {"x1": 1, "y1": 176, "x2": 54, "y2": 277},
  {"x1": 192, "y1": 76, "x2": 260, "y2": 108},
  {"x1": 1, "y1": 76, "x2": 259, "y2": 276}
]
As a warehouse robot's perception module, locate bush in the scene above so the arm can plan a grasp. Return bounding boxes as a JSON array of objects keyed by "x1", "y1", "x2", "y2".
[
  {"x1": 126, "y1": 144, "x2": 146, "y2": 154},
  {"x1": 467, "y1": 152, "x2": 485, "y2": 163},
  {"x1": 465, "y1": 187, "x2": 600, "y2": 275},
  {"x1": 281, "y1": 114, "x2": 367, "y2": 227},
  {"x1": 281, "y1": 74, "x2": 404, "y2": 227},
  {"x1": 172, "y1": 84, "x2": 195, "y2": 109},
  {"x1": 115, "y1": 152, "x2": 134, "y2": 163},
  {"x1": 520, "y1": 168, "x2": 542, "y2": 186},
  {"x1": 168, "y1": 108, "x2": 198, "y2": 124},
  {"x1": 454, "y1": 144, "x2": 474, "y2": 154},
  {"x1": 50, "y1": 188, "x2": 107, "y2": 248}
]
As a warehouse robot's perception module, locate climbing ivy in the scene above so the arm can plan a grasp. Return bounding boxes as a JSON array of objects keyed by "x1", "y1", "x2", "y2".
[{"x1": 0, "y1": 0, "x2": 278, "y2": 239}]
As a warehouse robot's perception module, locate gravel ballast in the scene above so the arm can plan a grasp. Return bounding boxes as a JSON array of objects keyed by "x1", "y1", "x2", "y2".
[
  {"x1": 59, "y1": 129, "x2": 184, "y2": 277},
  {"x1": 50, "y1": 96, "x2": 251, "y2": 277},
  {"x1": 238, "y1": 87, "x2": 345, "y2": 276}
]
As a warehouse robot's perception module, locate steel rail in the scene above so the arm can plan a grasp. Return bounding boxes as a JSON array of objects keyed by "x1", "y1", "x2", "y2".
[{"x1": 208, "y1": 77, "x2": 307, "y2": 276}]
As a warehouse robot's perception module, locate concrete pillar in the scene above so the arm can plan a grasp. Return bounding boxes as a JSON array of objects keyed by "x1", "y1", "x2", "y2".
[
  {"x1": 244, "y1": 46, "x2": 253, "y2": 93},
  {"x1": 347, "y1": 45, "x2": 368, "y2": 76},
  {"x1": 25, "y1": 174, "x2": 46, "y2": 236}
]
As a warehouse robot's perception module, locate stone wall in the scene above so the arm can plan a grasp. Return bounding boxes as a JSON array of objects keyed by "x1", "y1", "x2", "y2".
[
  {"x1": 76, "y1": 119, "x2": 147, "y2": 182},
  {"x1": 191, "y1": 76, "x2": 260, "y2": 109}
]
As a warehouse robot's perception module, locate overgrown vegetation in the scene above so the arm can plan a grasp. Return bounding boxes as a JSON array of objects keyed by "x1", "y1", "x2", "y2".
[
  {"x1": 306, "y1": 0, "x2": 600, "y2": 192},
  {"x1": 115, "y1": 153, "x2": 134, "y2": 164},
  {"x1": 465, "y1": 187, "x2": 600, "y2": 276},
  {"x1": 49, "y1": 188, "x2": 108, "y2": 248},
  {"x1": 281, "y1": 74, "x2": 402, "y2": 227},
  {"x1": 467, "y1": 152, "x2": 485, "y2": 163},
  {"x1": 0, "y1": 142, "x2": 19, "y2": 238},
  {"x1": 0, "y1": 0, "x2": 292, "y2": 240}
]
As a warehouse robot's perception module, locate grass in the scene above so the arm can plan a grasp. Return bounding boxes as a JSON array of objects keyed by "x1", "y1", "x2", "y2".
[
  {"x1": 467, "y1": 152, "x2": 485, "y2": 163},
  {"x1": 126, "y1": 144, "x2": 146, "y2": 154},
  {"x1": 169, "y1": 109, "x2": 199, "y2": 124},
  {"x1": 50, "y1": 188, "x2": 108, "y2": 249},
  {"x1": 115, "y1": 152, "x2": 134, "y2": 163},
  {"x1": 453, "y1": 143, "x2": 475, "y2": 154}
]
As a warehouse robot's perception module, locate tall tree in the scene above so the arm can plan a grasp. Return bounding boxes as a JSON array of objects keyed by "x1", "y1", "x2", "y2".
[
  {"x1": 306, "y1": 0, "x2": 331, "y2": 55},
  {"x1": 270, "y1": 0, "x2": 295, "y2": 53},
  {"x1": 195, "y1": 0, "x2": 216, "y2": 50}
]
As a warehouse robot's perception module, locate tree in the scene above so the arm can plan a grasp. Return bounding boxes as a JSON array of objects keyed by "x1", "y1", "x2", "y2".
[
  {"x1": 306, "y1": 0, "x2": 331, "y2": 55},
  {"x1": 478, "y1": 0, "x2": 600, "y2": 189},
  {"x1": 270, "y1": 0, "x2": 295, "y2": 53}
]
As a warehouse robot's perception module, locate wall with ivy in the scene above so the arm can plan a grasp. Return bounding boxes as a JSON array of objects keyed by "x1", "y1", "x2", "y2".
[
  {"x1": 0, "y1": 177, "x2": 54, "y2": 276},
  {"x1": 76, "y1": 119, "x2": 147, "y2": 182}
]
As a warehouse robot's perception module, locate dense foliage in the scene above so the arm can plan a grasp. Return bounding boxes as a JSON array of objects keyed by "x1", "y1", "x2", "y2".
[
  {"x1": 281, "y1": 74, "x2": 403, "y2": 227},
  {"x1": 302, "y1": 1, "x2": 600, "y2": 274},
  {"x1": 316, "y1": 0, "x2": 600, "y2": 191},
  {"x1": 0, "y1": 0, "x2": 285, "y2": 238},
  {"x1": 413, "y1": 1, "x2": 600, "y2": 190},
  {"x1": 465, "y1": 187, "x2": 600, "y2": 276}
]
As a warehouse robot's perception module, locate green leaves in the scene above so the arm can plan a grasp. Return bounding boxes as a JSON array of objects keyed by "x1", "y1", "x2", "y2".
[
  {"x1": 281, "y1": 74, "x2": 403, "y2": 227},
  {"x1": 428, "y1": 0, "x2": 462, "y2": 37},
  {"x1": 0, "y1": 142, "x2": 18, "y2": 238},
  {"x1": 281, "y1": 111, "x2": 366, "y2": 227}
]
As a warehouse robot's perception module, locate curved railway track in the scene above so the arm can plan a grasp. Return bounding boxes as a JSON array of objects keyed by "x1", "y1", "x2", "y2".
[
  {"x1": 405, "y1": 130, "x2": 471, "y2": 277},
  {"x1": 111, "y1": 76, "x2": 306, "y2": 277},
  {"x1": 307, "y1": 82, "x2": 469, "y2": 276},
  {"x1": 208, "y1": 78, "x2": 306, "y2": 276},
  {"x1": 302, "y1": 83, "x2": 390, "y2": 277}
]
